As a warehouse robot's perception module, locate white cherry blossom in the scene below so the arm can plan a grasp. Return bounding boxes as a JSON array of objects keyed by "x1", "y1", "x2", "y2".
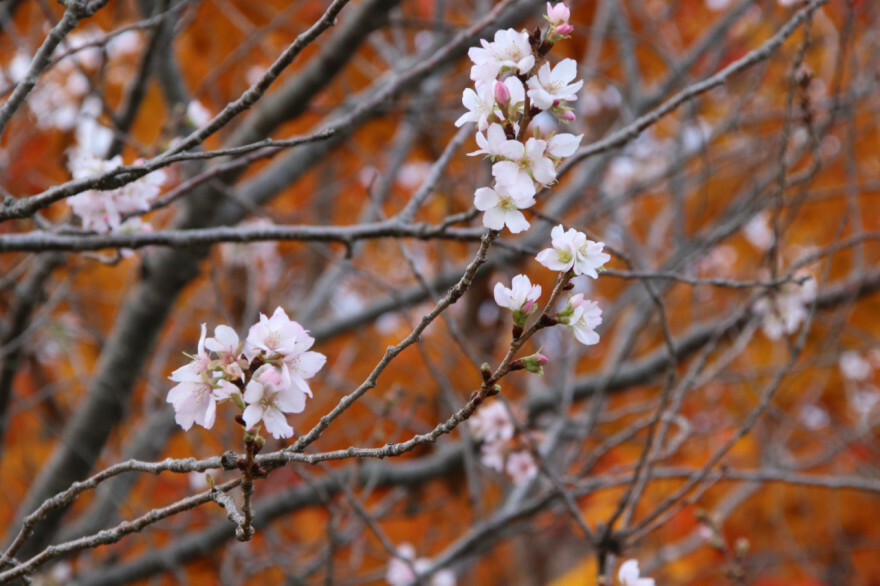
[
  {"x1": 492, "y1": 137, "x2": 556, "y2": 198},
  {"x1": 455, "y1": 85, "x2": 497, "y2": 131},
  {"x1": 474, "y1": 183, "x2": 535, "y2": 233},
  {"x1": 546, "y1": 132, "x2": 583, "y2": 158},
  {"x1": 566, "y1": 294, "x2": 603, "y2": 346},
  {"x1": 527, "y1": 59, "x2": 584, "y2": 110},
  {"x1": 536, "y1": 224, "x2": 585, "y2": 272},
  {"x1": 493, "y1": 274, "x2": 542, "y2": 312},
  {"x1": 468, "y1": 123, "x2": 509, "y2": 158},
  {"x1": 468, "y1": 29, "x2": 534, "y2": 90},
  {"x1": 575, "y1": 239, "x2": 610, "y2": 278}
]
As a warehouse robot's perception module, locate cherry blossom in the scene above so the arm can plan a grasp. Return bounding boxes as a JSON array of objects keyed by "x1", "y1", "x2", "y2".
[
  {"x1": 474, "y1": 183, "x2": 535, "y2": 233},
  {"x1": 468, "y1": 29, "x2": 534, "y2": 89},
  {"x1": 575, "y1": 239, "x2": 611, "y2": 279},
  {"x1": 493, "y1": 274, "x2": 542, "y2": 313},
  {"x1": 167, "y1": 372, "x2": 219, "y2": 431},
  {"x1": 618, "y1": 559, "x2": 655, "y2": 586},
  {"x1": 753, "y1": 276, "x2": 816, "y2": 339},
  {"x1": 526, "y1": 59, "x2": 584, "y2": 110},
  {"x1": 545, "y1": 133, "x2": 583, "y2": 158},
  {"x1": 244, "y1": 307, "x2": 326, "y2": 398},
  {"x1": 204, "y1": 325, "x2": 245, "y2": 381},
  {"x1": 536, "y1": 224, "x2": 584, "y2": 272},
  {"x1": 455, "y1": 85, "x2": 497, "y2": 131},
  {"x1": 840, "y1": 351, "x2": 872, "y2": 381},
  {"x1": 492, "y1": 137, "x2": 556, "y2": 198},
  {"x1": 564, "y1": 294, "x2": 603, "y2": 346},
  {"x1": 469, "y1": 400, "x2": 515, "y2": 443},
  {"x1": 546, "y1": 2, "x2": 571, "y2": 25},
  {"x1": 386, "y1": 544, "x2": 456, "y2": 586},
  {"x1": 505, "y1": 450, "x2": 538, "y2": 485},
  {"x1": 479, "y1": 440, "x2": 507, "y2": 472},
  {"x1": 242, "y1": 365, "x2": 305, "y2": 439},
  {"x1": 468, "y1": 123, "x2": 510, "y2": 158}
]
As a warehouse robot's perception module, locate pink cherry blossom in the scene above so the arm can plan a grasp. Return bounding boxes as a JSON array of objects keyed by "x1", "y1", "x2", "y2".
[
  {"x1": 204, "y1": 324, "x2": 245, "y2": 381},
  {"x1": 469, "y1": 400, "x2": 514, "y2": 443},
  {"x1": 546, "y1": 2, "x2": 571, "y2": 25},
  {"x1": 505, "y1": 450, "x2": 538, "y2": 485},
  {"x1": 242, "y1": 365, "x2": 306, "y2": 439}
]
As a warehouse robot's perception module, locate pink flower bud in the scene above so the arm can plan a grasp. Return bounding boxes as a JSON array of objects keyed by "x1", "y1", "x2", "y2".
[
  {"x1": 554, "y1": 24, "x2": 574, "y2": 36},
  {"x1": 521, "y1": 353, "x2": 549, "y2": 375},
  {"x1": 559, "y1": 109, "x2": 576, "y2": 122},
  {"x1": 494, "y1": 80, "x2": 510, "y2": 106},
  {"x1": 546, "y1": 2, "x2": 570, "y2": 24},
  {"x1": 521, "y1": 298, "x2": 536, "y2": 315}
]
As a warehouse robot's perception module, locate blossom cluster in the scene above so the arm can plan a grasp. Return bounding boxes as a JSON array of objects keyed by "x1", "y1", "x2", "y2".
[
  {"x1": 468, "y1": 401, "x2": 538, "y2": 486},
  {"x1": 65, "y1": 98, "x2": 167, "y2": 235},
  {"x1": 458, "y1": 3, "x2": 583, "y2": 233},
  {"x1": 3, "y1": 27, "x2": 143, "y2": 131},
  {"x1": 167, "y1": 307, "x2": 326, "y2": 439},
  {"x1": 495, "y1": 224, "x2": 609, "y2": 346},
  {"x1": 752, "y1": 274, "x2": 816, "y2": 340},
  {"x1": 386, "y1": 544, "x2": 455, "y2": 586}
]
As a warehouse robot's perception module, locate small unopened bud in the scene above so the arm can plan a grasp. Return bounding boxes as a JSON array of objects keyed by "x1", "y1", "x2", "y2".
[
  {"x1": 521, "y1": 298, "x2": 536, "y2": 315},
  {"x1": 494, "y1": 80, "x2": 510, "y2": 106},
  {"x1": 489, "y1": 384, "x2": 502, "y2": 396},
  {"x1": 521, "y1": 353, "x2": 549, "y2": 375},
  {"x1": 480, "y1": 363, "x2": 493, "y2": 381},
  {"x1": 559, "y1": 109, "x2": 576, "y2": 122},
  {"x1": 554, "y1": 24, "x2": 574, "y2": 37}
]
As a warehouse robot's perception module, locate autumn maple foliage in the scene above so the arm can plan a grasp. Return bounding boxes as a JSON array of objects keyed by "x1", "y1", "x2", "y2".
[{"x1": 1, "y1": 0, "x2": 879, "y2": 584}]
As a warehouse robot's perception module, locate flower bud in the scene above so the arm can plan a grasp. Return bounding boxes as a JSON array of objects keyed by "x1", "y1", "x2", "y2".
[
  {"x1": 554, "y1": 24, "x2": 574, "y2": 37},
  {"x1": 546, "y1": 2, "x2": 570, "y2": 24},
  {"x1": 558, "y1": 109, "x2": 576, "y2": 122},
  {"x1": 494, "y1": 80, "x2": 510, "y2": 106},
  {"x1": 521, "y1": 353, "x2": 549, "y2": 375}
]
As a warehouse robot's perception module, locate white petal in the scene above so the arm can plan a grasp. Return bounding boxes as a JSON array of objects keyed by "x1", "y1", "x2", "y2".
[{"x1": 263, "y1": 409, "x2": 294, "y2": 439}]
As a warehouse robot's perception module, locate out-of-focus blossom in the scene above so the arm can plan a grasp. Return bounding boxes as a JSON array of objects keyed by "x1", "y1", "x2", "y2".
[
  {"x1": 505, "y1": 450, "x2": 538, "y2": 485},
  {"x1": 469, "y1": 401, "x2": 514, "y2": 444},
  {"x1": 840, "y1": 351, "x2": 873, "y2": 381},
  {"x1": 386, "y1": 544, "x2": 456, "y2": 586},
  {"x1": 618, "y1": 559, "x2": 655, "y2": 586},
  {"x1": 753, "y1": 276, "x2": 816, "y2": 339}
]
